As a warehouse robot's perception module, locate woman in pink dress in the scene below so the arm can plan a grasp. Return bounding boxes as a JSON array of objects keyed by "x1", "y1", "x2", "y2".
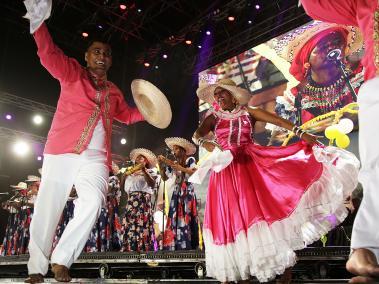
[{"x1": 193, "y1": 78, "x2": 360, "y2": 283}]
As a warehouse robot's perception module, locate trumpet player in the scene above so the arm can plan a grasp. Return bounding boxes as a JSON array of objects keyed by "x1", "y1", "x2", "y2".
[
  {"x1": 158, "y1": 137, "x2": 200, "y2": 251},
  {"x1": 120, "y1": 148, "x2": 158, "y2": 252}
]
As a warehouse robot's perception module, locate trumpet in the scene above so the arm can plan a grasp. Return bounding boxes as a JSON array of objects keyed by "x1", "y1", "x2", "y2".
[{"x1": 123, "y1": 163, "x2": 145, "y2": 176}]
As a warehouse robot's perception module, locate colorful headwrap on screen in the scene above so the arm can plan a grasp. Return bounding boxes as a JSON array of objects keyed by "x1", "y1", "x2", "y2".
[{"x1": 275, "y1": 21, "x2": 363, "y2": 81}]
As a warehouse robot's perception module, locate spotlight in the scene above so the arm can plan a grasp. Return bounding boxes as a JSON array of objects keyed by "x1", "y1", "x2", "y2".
[
  {"x1": 155, "y1": 65, "x2": 159, "y2": 69},
  {"x1": 5, "y1": 114, "x2": 12, "y2": 120},
  {"x1": 137, "y1": 8, "x2": 142, "y2": 13},
  {"x1": 185, "y1": 40, "x2": 192, "y2": 45},
  {"x1": 228, "y1": 16, "x2": 235, "y2": 21},
  {"x1": 144, "y1": 62, "x2": 150, "y2": 67},
  {"x1": 120, "y1": 138, "x2": 127, "y2": 145},
  {"x1": 37, "y1": 156, "x2": 42, "y2": 161},
  {"x1": 162, "y1": 54, "x2": 168, "y2": 59},
  {"x1": 33, "y1": 114, "x2": 43, "y2": 125},
  {"x1": 119, "y1": 4, "x2": 127, "y2": 10},
  {"x1": 197, "y1": 45, "x2": 202, "y2": 49},
  {"x1": 97, "y1": 24, "x2": 104, "y2": 30},
  {"x1": 248, "y1": 20, "x2": 253, "y2": 24},
  {"x1": 13, "y1": 140, "x2": 30, "y2": 157},
  {"x1": 206, "y1": 31, "x2": 211, "y2": 35},
  {"x1": 82, "y1": 32, "x2": 89, "y2": 38},
  {"x1": 255, "y1": 4, "x2": 260, "y2": 9}
]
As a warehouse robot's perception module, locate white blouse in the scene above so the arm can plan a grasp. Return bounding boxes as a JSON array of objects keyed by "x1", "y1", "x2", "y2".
[{"x1": 124, "y1": 168, "x2": 158, "y2": 195}]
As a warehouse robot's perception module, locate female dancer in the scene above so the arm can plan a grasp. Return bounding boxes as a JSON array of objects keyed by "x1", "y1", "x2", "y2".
[
  {"x1": 121, "y1": 148, "x2": 158, "y2": 252},
  {"x1": 158, "y1": 137, "x2": 199, "y2": 251},
  {"x1": 193, "y1": 78, "x2": 359, "y2": 283}
]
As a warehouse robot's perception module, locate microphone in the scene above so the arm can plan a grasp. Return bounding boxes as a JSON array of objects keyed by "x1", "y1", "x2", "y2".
[{"x1": 327, "y1": 49, "x2": 342, "y2": 61}]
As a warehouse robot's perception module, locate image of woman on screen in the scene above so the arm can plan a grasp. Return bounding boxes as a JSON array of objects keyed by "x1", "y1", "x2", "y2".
[{"x1": 275, "y1": 21, "x2": 364, "y2": 126}]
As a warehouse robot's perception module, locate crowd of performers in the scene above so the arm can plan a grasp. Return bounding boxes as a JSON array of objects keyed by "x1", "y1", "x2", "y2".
[{"x1": 0, "y1": 137, "x2": 201, "y2": 256}]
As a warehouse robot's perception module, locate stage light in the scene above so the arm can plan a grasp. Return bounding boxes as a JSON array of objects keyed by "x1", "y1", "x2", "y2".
[
  {"x1": 155, "y1": 65, "x2": 159, "y2": 69},
  {"x1": 255, "y1": 4, "x2": 260, "y2": 9},
  {"x1": 137, "y1": 8, "x2": 142, "y2": 13},
  {"x1": 185, "y1": 40, "x2": 192, "y2": 45},
  {"x1": 248, "y1": 20, "x2": 253, "y2": 24},
  {"x1": 206, "y1": 31, "x2": 211, "y2": 35},
  {"x1": 37, "y1": 156, "x2": 42, "y2": 161},
  {"x1": 33, "y1": 114, "x2": 43, "y2": 125},
  {"x1": 198, "y1": 45, "x2": 202, "y2": 49},
  {"x1": 97, "y1": 24, "x2": 104, "y2": 30},
  {"x1": 82, "y1": 32, "x2": 89, "y2": 38},
  {"x1": 144, "y1": 62, "x2": 150, "y2": 67},
  {"x1": 13, "y1": 140, "x2": 30, "y2": 157},
  {"x1": 119, "y1": 4, "x2": 127, "y2": 10},
  {"x1": 120, "y1": 138, "x2": 127, "y2": 145},
  {"x1": 5, "y1": 114, "x2": 12, "y2": 120},
  {"x1": 162, "y1": 54, "x2": 168, "y2": 59},
  {"x1": 228, "y1": 16, "x2": 235, "y2": 21}
]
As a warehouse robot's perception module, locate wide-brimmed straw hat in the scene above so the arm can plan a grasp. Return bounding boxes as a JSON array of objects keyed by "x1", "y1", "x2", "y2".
[
  {"x1": 196, "y1": 78, "x2": 252, "y2": 106},
  {"x1": 275, "y1": 21, "x2": 363, "y2": 63},
  {"x1": 131, "y1": 79, "x2": 172, "y2": 129},
  {"x1": 10, "y1": 182, "x2": 28, "y2": 190},
  {"x1": 165, "y1": 137, "x2": 196, "y2": 156},
  {"x1": 130, "y1": 148, "x2": 158, "y2": 168},
  {"x1": 25, "y1": 175, "x2": 41, "y2": 183}
]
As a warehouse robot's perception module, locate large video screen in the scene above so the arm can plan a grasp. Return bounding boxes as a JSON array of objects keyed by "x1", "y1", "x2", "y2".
[{"x1": 198, "y1": 20, "x2": 363, "y2": 153}]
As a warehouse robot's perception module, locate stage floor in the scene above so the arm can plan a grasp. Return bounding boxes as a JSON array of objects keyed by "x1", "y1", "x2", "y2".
[{"x1": 0, "y1": 247, "x2": 352, "y2": 282}]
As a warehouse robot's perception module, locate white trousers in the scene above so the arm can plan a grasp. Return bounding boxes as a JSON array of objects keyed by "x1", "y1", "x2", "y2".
[
  {"x1": 351, "y1": 77, "x2": 379, "y2": 261},
  {"x1": 27, "y1": 149, "x2": 109, "y2": 275}
]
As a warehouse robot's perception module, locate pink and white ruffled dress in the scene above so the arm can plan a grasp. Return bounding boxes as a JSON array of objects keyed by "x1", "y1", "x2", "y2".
[{"x1": 203, "y1": 106, "x2": 359, "y2": 283}]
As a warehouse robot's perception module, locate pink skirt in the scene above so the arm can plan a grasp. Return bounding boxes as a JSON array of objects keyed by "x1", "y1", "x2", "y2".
[{"x1": 203, "y1": 142, "x2": 359, "y2": 282}]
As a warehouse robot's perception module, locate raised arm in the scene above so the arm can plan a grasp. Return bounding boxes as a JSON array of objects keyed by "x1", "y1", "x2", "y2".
[
  {"x1": 247, "y1": 106, "x2": 319, "y2": 145},
  {"x1": 33, "y1": 23, "x2": 80, "y2": 82},
  {"x1": 192, "y1": 114, "x2": 221, "y2": 152}
]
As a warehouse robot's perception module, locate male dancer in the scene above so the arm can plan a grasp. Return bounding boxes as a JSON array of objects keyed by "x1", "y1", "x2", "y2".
[{"x1": 23, "y1": 1, "x2": 145, "y2": 283}]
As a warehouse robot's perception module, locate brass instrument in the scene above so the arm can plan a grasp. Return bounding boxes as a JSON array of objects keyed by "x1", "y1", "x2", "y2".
[
  {"x1": 158, "y1": 156, "x2": 176, "y2": 168},
  {"x1": 123, "y1": 163, "x2": 144, "y2": 176}
]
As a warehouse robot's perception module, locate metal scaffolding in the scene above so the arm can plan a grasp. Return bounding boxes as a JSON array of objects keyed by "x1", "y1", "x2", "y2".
[{"x1": 0, "y1": 91, "x2": 124, "y2": 134}]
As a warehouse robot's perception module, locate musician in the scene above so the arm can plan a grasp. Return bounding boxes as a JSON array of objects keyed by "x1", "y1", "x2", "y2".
[
  {"x1": 1, "y1": 178, "x2": 39, "y2": 256},
  {"x1": 120, "y1": 148, "x2": 158, "y2": 252},
  {"x1": 158, "y1": 137, "x2": 200, "y2": 251}
]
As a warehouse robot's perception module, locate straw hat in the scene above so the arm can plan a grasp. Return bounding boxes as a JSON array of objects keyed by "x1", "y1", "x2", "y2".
[
  {"x1": 10, "y1": 182, "x2": 28, "y2": 190},
  {"x1": 196, "y1": 78, "x2": 252, "y2": 106},
  {"x1": 130, "y1": 148, "x2": 158, "y2": 168},
  {"x1": 275, "y1": 21, "x2": 363, "y2": 63},
  {"x1": 131, "y1": 79, "x2": 172, "y2": 129},
  {"x1": 165, "y1": 137, "x2": 196, "y2": 156},
  {"x1": 25, "y1": 175, "x2": 41, "y2": 183}
]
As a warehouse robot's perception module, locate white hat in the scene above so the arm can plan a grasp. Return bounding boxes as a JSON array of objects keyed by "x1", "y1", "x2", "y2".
[
  {"x1": 25, "y1": 175, "x2": 41, "y2": 183},
  {"x1": 130, "y1": 148, "x2": 158, "y2": 168},
  {"x1": 165, "y1": 137, "x2": 196, "y2": 156},
  {"x1": 196, "y1": 78, "x2": 251, "y2": 106},
  {"x1": 10, "y1": 182, "x2": 28, "y2": 190},
  {"x1": 131, "y1": 79, "x2": 172, "y2": 129}
]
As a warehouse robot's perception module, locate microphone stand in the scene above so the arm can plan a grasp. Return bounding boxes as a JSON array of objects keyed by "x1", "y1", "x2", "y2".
[
  {"x1": 160, "y1": 148, "x2": 171, "y2": 251},
  {"x1": 328, "y1": 50, "x2": 358, "y2": 101}
]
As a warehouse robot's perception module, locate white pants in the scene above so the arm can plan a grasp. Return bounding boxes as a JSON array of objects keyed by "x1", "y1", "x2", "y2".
[
  {"x1": 27, "y1": 149, "x2": 109, "y2": 275},
  {"x1": 351, "y1": 77, "x2": 379, "y2": 261}
]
